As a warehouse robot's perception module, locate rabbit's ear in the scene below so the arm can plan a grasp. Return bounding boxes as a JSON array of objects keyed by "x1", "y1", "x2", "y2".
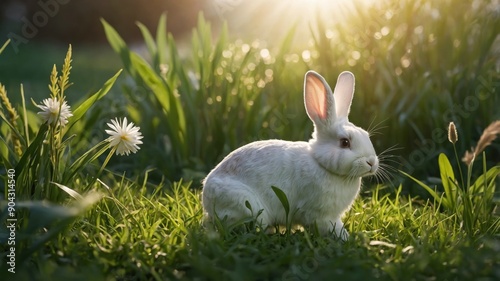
[
  {"x1": 304, "y1": 71, "x2": 336, "y2": 126},
  {"x1": 332, "y1": 71, "x2": 355, "y2": 119}
]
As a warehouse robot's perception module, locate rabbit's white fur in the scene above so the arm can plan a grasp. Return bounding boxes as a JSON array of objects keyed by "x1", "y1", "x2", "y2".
[{"x1": 202, "y1": 71, "x2": 378, "y2": 240}]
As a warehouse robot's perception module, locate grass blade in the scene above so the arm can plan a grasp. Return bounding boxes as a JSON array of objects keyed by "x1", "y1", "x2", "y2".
[
  {"x1": 438, "y1": 153, "x2": 457, "y2": 209},
  {"x1": 15, "y1": 123, "x2": 48, "y2": 178},
  {"x1": 51, "y1": 182, "x2": 83, "y2": 200},
  {"x1": 0, "y1": 39, "x2": 9, "y2": 54},
  {"x1": 400, "y1": 170, "x2": 451, "y2": 209},
  {"x1": 101, "y1": 19, "x2": 135, "y2": 76},
  {"x1": 137, "y1": 22, "x2": 157, "y2": 62},
  {"x1": 469, "y1": 165, "x2": 500, "y2": 195},
  {"x1": 271, "y1": 185, "x2": 290, "y2": 218},
  {"x1": 155, "y1": 13, "x2": 168, "y2": 66},
  {"x1": 17, "y1": 192, "x2": 102, "y2": 262},
  {"x1": 65, "y1": 70, "x2": 122, "y2": 132}
]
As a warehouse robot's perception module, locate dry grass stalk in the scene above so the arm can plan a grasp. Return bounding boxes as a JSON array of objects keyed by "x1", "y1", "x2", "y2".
[{"x1": 462, "y1": 120, "x2": 500, "y2": 165}]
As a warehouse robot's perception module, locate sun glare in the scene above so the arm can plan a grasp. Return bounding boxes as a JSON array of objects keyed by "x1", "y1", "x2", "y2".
[
  {"x1": 288, "y1": 0, "x2": 339, "y2": 13},
  {"x1": 279, "y1": 0, "x2": 376, "y2": 20},
  {"x1": 218, "y1": 0, "x2": 375, "y2": 43}
]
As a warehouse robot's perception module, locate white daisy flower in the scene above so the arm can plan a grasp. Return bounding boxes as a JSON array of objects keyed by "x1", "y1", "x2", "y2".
[
  {"x1": 105, "y1": 117, "x2": 143, "y2": 156},
  {"x1": 36, "y1": 97, "x2": 73, "y2": 127}
]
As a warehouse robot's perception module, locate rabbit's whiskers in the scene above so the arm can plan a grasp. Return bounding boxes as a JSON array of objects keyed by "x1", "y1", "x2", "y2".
[
  {"x1": 370, "y1": 144, "x2": 400, "y2": 184},
  {"x1": 367, "y1": 117, "x2": 389, "y2": 137}
]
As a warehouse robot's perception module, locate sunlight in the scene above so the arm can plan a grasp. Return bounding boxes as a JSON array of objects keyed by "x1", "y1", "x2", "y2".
[
  {"x1": 216, "y1": 0, "x2": 376, "y2": 43},
  {"x1": 287, "y1": 0, "x2": 343, "y2": 14},
  {"x1": 275, "y1": 0, "x2": 377, "y2": 20}
]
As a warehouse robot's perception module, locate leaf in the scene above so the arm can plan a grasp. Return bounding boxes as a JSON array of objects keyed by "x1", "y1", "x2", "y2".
[
  {"x1": 15, "y1": 123, "x2": 48, "y2": 177},
  {"x1": 469, "y1": 165, "x2": 500, "y2": 195},
  {"x1": 63, "y1": 140, "x2": 109, "y2": 183},
  {"x1": 15, "y1": 201, "x2": 79, "y2": 235},
  {"x1": 51, "y1": 182, "x2": 83, "y2": 200},
  {"x1": 16, "y1": 192, "x2": 102, "y2": 262},
  {"x1": 0, "y1": 39, "x2": 9, "y2": 54},
  {"x1": 245, "y1": 200, "x2": 253, "y2": 212},
  {"x1": 148, "y1": 219, "x2": 163, "y2": 239},
  {"x1": 137, "y1": 21, "x2": 157, "y2": 61},
  {"x1": 400, "y1": 170, "x2": 451, "y2": 209},
  {"x1": 271, "y1": 186, "x2": 290, "y2": 216},
  {"x1": 210, "y1": 21, "x2": 228, "y2": 76},
  {"x1": 156, "y1": 13, "x2": 168, "y2": 66},
  {"x1": 130, "y1": 54, "x2": 171, "y2": 109},
  {"x1": 0, "y1": 135, "x2": 15, "y2": 167},
  {"x1": 65, "y1": 69, "x2": 122, "y2": 132},
  {"x1": 438, "y1": 153, "x2": 457, "y2": 208},
  {"x1": 0, "y1": 109, "x2": 27, "y2": 147},
  {"x1": 102, "y1": 19, "x2": 135, "y2": 76},
  {"x1": 124, "y1": 51, "x2": 187, "y2": 157}
]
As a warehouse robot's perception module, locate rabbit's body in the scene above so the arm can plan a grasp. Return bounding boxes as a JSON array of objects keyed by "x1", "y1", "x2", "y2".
[
  {"x1": 203, "y1": 139, "x2": 361, "y2": 236},
  {"x1": 202, "y1": 71, "x2": 378, "y2": 240}
]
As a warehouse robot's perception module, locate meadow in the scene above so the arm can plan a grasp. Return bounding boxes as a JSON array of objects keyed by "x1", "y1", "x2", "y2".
[{"x1": 1, "y1": 0, "x2": 499, "y2": 280}]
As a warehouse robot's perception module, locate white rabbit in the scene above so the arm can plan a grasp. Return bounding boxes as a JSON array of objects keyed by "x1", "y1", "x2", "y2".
[{"x1": 202, "y1": 70, "x2": 379, "y2": 240}]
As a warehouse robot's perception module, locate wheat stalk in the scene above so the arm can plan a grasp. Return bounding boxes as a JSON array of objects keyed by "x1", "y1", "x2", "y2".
[{"x1": 0, "y1": 83, "x2": 22, "y2": 155}]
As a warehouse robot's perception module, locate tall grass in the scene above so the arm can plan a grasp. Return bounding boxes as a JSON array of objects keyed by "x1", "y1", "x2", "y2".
[
  {"x1": 2, "y1": 179, "x2": 499, "y2": 280},
  {"x1": 1, "y1": 46, "x2": 122, "y2": 202},
  {"x1": 102, "y1": 0, "x2": 499, "y2": 184},
  {"x1": 403, "y1": 122, "x2": 500, "y2": 237},
  {"x1": 311, "y1": 0, "x2": 499, "y2": 180},
  {"x1": 102, "y1": 13, "x2": 306, "y2": 182},
  {"x1": 0, "y1": 44, "x2": 125, "y2": 265}
]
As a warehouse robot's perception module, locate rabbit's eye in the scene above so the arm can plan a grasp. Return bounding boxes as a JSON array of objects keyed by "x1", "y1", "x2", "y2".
[{"x1": 340, "y1": 138, "x2": 350, "y2": 149}]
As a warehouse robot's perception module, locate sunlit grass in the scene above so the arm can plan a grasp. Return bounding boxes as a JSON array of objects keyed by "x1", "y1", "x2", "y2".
[
  {"x1": 4, "y1": 181, "x2": 499, "y2": 280},
  {"x1": 0, "y1": 0, "x2": 499, "y2": 279}
]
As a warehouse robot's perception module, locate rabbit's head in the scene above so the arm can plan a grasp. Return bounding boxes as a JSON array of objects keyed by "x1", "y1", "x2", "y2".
[{"x1": 304, "y1": 71, "x2": 378, "y2": 178}]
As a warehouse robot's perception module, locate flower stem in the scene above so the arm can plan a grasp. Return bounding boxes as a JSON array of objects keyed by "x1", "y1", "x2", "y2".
[
  {"x1": 452, "y1": 143, "x2": 465, "y2": 190},
  {"x1": 86, "y1": 146, "x2": 117, "y2": 190}
]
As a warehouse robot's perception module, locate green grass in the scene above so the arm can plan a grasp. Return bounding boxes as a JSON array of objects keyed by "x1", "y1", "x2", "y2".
[
  {"x1": 0, "y1": 0, "x2": 499, "y2": 279},
  {"x1": 2, "y1": 182, "x2": 499, "y2": 280}
]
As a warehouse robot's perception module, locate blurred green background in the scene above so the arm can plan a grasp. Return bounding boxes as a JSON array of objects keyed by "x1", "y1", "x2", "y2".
[
  {"x1": 0, "y1": 0, "x2": 203, "y2": 101},
  {"x1": 1, "y1": 0, "x2": 499, "y2": 193}
]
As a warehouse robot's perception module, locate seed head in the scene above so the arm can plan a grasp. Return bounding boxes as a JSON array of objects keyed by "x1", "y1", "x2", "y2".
[{"x1": 448, "y1": 122, "x2": 458, "y2": 144}]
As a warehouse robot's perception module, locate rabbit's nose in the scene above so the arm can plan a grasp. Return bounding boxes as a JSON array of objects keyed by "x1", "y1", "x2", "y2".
[
  {"x1": 366, "y1": 156, "x2": 378, "y2": 171},
  {"x1": 366, "y1": 158, "x2": 377, "y2": 167}
]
